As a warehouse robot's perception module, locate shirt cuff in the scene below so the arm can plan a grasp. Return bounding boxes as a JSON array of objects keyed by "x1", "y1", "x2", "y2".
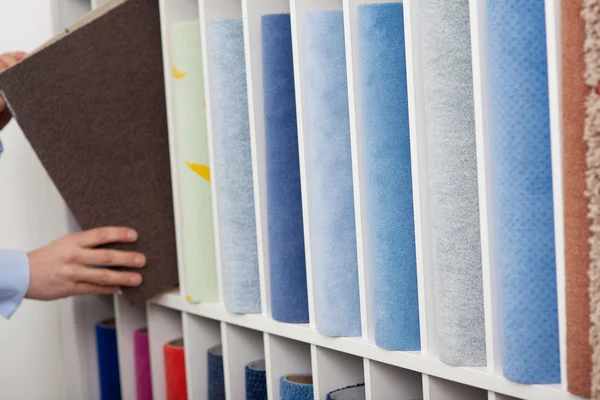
[{"x1": 0, "y1": 250, "x2": 30, "y2": 318}]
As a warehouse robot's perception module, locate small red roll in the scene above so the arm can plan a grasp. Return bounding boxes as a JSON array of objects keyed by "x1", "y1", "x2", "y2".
[{"x1": 164, "y1": 338, "x2": 187, "y2": 400}]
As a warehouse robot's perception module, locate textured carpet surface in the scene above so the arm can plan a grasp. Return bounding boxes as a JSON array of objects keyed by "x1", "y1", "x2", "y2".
[
  {"x1": 419, "y1": 0, "x2": 486, "y2": 366},
  {"x1": 134, "y1": 328, "x2": 152, "y2": 400},
  {"x1": 280, "y1": 375, "x2": 313, "y2": 400},
  {"x1": 326, "y1": 384, "x2": 365, "y2": 400},
  {"x1": 0, "y1": 0, "x2": 176, "y2": 305},
  {"x1": 169, "y1": 21, "x2": 218, "y2": 304},
  {"x1": 245, "y1": 359, "x2": 267, "y2": 400},
  {"x1": 207, "y1": 18, "x2": 261, "y2": 314},
  {"x1": 487, "y1": 0, "x2": 560, "y2": 384},
  {"x1": 358, "y1": 2, "x2": 420, "y2": 351},
  {"x1": 304, "y1": 10, "x2": 361, "y2": 338},
  {"x1": 208, "y1": 344, "x2": 225, "y2": 400},
  {"x1": 95, "y1": 319, "x2": 121, "y2": 400},
  {"x1": 562, "y1": 0, "x2": 591, "y2": 396},
  {"x1": 262, "y1": 13, "x2": 309, "y2": 324}
]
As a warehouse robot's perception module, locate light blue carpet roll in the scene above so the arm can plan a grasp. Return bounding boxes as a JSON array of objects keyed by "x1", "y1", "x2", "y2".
[
  {"x1": 358, "y1": 2, "x2": 420, "y2": 351},
  {"x1": 419, "y1": 0, "x2": 486, "y2": 366},
  {"x1": 207, "y1": 18, "x2": 261, "y2": 314},
  {"x1": 487, "y1": 0, "x2": 560, "y2": 384},
  {"x1": 280, "y1": 375, "x2": 313, "y2": 400},
  {"x1": 262, "y1": 13, "x2": 309, "y2": 324},
  {"x1": 304, "y1": 10, "x2": 361, "y2": 337}
]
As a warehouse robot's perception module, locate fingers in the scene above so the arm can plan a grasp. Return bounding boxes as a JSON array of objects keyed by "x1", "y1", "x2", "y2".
[
  {"x1": 72, "y1": 266, "x2": 143, "y2": 287},
  {"x1": 74, "y1": 226, "x2": 138, "y2": 248},
  {"x1": 73, "y1": 283, "x2": 120, "y2": 296},
  {"x1": 0, "y1": 52, "x2": 26, "y2": 70},
  {"x1": 75, "y1": 248, "x2": 146, "y2": 268}
]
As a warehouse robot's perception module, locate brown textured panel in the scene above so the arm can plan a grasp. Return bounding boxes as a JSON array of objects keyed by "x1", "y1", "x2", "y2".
[
  {"x1": 562, "y1": 0, "x2": 591, "y2": 397},
  {"x1": 0, "y1": 0, "x2": 177, "y2": 305}
]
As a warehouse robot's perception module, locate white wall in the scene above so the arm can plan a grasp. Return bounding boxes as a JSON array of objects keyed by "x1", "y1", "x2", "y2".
[{"x1": 0, "y1": 1, "x2": 82, "y2": 399}]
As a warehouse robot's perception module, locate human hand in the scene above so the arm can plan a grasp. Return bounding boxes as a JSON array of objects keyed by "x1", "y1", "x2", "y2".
[
  {"x1": 0, "y1": 51, "x2": 27, "y2": 129},
  {"x1": 26, "y1": 227, "x2": 146, "y2": 300}
]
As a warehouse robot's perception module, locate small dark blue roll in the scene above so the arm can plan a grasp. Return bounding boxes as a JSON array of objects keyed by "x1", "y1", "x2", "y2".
[
  {"x1": 487, "y1": 0, "x2": 560, "y2": 384},
  {"x1": 262, "y1": 13, "x2": 309, "y2": 324},
  {"x1": 95, "y1": 318, "x2": 121, "y2": 400},
  {"x1": 245, "y1": 359, "x2": 267, "y2": 400},
  {"x1": 326, "y1": 383, "x2": 365, "y2": 400},
  {"x1": 280, "y1": 375, "x2": 313, "y2": 400},
  {"x1": 208, "y1": 345, "x2": 225, "y2": 400},
  {"x1": 357, "y1": 2, "x2": 420, "y2": 351}
]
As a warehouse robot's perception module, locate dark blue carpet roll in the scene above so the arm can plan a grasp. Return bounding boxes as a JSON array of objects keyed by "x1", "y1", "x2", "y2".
[
  {"x1": 357, "y1": 2, "x2": 420, "y2": 351},
  {"x1": 304, "y1": 10, "x2": 361, "y2": 338},
  {"x1": 487, "y1": 0, "x2": 560, "y2": 384},
  {"x1": 245, "y1": 359, "x2": 267, "y2": 400},
  {"x1": 280, "y1": 375, "x2": 313, "y2": 400},
  {"x1": 95, "y1": 319, "x2": 121, "y2": 400},
  {"x1": 262, "y1": 13, "x2": 309, "y2": 324},
  {"x1": 326, "y1": 383, "x2": 365, "y2": 400},
  {"x1": 208, "y1": 345, "x2": 226, "y2": 400}
]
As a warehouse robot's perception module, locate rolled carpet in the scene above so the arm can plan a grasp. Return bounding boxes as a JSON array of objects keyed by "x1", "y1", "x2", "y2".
[
  {"x1": 262, "y1": 12, "x2": 309, "y2": 324},
  {"x1": 419, "y1": 0, "x2": 486, "y2": 366},
  {"x1": 207, "y1": 18, "x2": 261, "y2": 314},
  {"x1": 208, "y1": 344, "x2": 225, "y2": 400},
  {"x1": 134, "y1": 328, "x2": 152, "y2": 400},
  {"x1": 326, "y1": 383, "x2": 365, "y2": 400},
  {"x1": 487, "y1": 0, "x2": 560, "y2": 384},
  {"x1": 95, "y1": 318, "x2": 121, "y2": 400},
  {"x1": 164, "y1": 338, "x2": 187, "y2": 400},
  {"x1": 304, "y1": 9, "x2": 361, "y2": 338},
  {"x1": 583, "y1": 1, "x2": 600, "y2": 398},
  {"x1": 169, "y1": 20, "x2": 218, "y2": 303},
  {"x1": 245, "y1": 359, "x2": 267, "y2": 400},
  {"x1": 280, "y1": 375, "x2": 313, "y2": 400},
  {"x1": 562, "y1": 0, "x2": 591, "y2": 396},
  {"x1": 357, "y1": 1, "x2": 420, "y2": 352}
]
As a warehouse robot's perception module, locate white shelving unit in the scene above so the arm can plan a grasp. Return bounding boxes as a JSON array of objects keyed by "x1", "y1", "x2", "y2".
[{"x1": 54, "y1": 0, "x2": 580, "y2": 399}]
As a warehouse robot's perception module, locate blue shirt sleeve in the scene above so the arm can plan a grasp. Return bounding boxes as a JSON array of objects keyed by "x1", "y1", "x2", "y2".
[{"x1": 0, "y1": 250, "x2": 30, "y2": 318}]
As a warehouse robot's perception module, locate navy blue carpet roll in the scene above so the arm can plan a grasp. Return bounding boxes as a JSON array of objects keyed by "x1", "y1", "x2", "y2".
[
  {"x1": 208, "y1": 344, "x2": 226, "y2": 400},
  {"x1": 326, "y1": 383, "x2": 365, "y2": 400},
  {"x1": 245, "y1": 359, "x2": 267, "y2": 400},
  {"x1": 304, "y1": 9, "x2": 362, "y2": 338},
  {"x1": 95, "y1": 318, "x2": 121, "y2": 400},
  {"x1": 262, "y1": 13, "x2": 309, "y2": 324},
  {"x1": 487, "y1": 0, "x2": 560, "y2": 384},
  {"x1": 357, "y1": 2, "x2": 420, "y2": 351},
  {"x1": 280, "y1": 375, "x2": 313, "y2": 400}
]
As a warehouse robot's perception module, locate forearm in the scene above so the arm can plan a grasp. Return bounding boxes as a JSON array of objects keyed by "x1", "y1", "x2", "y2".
[{"x1": 0, "y1": 250, "x2": 30, "y2": 318}]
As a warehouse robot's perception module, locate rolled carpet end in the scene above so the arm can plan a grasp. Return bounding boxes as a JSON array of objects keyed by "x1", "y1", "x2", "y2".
[
  {"x1": 280, "y1": 374, "x2": 313, "y2": 400},
  {"x1": 326, "y1": 383, "x2": 365, "y2": 400},
  {"x1": 95, "y1": 318, "x2": 122, "y2": 400},
  {"x1": 134, "y1": 327, "x2": 152, "y2": 400},
  {"x1": 164, "y1": 338, "x2": 187, "y2": 400},
  {"x1": 245, "y1": 359, "x2": 267, "y2": 399},
  {"x1": 208, "y1": 344, "x2": 226, "y2": 400}
]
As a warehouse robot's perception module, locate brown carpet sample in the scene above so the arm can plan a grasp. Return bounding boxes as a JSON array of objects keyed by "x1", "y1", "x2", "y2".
[
  {"x1": 563, "y1": 0, "x2": 592, "y2": 397},
  {"x1": 0, "y1": 0, "x2": 177, "y2": 305},
  {"x1": 584, "y1": 1, "x2": 600, "y2": 398}
]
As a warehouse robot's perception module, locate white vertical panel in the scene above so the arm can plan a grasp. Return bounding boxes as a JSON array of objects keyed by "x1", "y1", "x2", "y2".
[
  {"x1": 311, "y1": 346, "x2": 365, "y2": 399},
  {"x1": 365, "y1": 360, "x2": 423, "y2": 400},
  {"x1": 221, "y1": 323, "x2": 264, "y2": 399},
  {"x1": 182, "y1": 313, "x2": 221, "y2": 400},
  {"x1": 147, "y1": 303, "x2": 183, "y2": 400},
  {"x1": 264, "y1": 333, "x2": 312, "y2": 400},
  {"x1": 544, "y1": 0, "x2": 567, "y2": 388}
]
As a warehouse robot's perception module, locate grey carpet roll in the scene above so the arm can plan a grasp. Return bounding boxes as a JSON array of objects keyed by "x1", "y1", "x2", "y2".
[{"x1": 419, "y1": 0, "x2": 486, "y2": 366}]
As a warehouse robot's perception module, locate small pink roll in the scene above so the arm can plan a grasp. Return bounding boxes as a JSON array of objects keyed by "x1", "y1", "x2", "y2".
[{"x1": 134, "y1": 328, "x2": 153, "y2": 400}]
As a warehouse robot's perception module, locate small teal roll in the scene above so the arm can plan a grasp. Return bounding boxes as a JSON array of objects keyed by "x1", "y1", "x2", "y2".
[
  {"x1": 208, "y1": 345, "x2": 225, "y2": 400},
  {"x1": 280, "y1": 375, "x2": 313, "y2": 400},
  {"x1": 326, "y1": 384, "x2": 365, "y2": 400},
  {"x1": 245, "y1": 359, "x2": 267, "y2": 400},
  {"x1": 357, "y1": 2, "x2": 420, "y2": 351},
  {"x1": 95, "y1": 318, "x2": 121, "y2": 400},
  {"x1": 304, "y1": 9, "x2": 361, "y2": 338}
]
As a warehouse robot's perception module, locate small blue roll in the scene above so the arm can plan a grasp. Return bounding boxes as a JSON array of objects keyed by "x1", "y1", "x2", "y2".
[
  {"x1": 207, "y1": 18, "x2": 261, "y2": 314},
  {"x1": 326, "y1": 383, "x2": 365, "y2": 400},
  {"x1": 208, "y1": 345, "x2": 226, "y2": 400},
  {"x1": 280, "y1": 375, "x2": 313, "y2": 400},
  {"x1": 357, "y1": 2, "x2": 420, "y2": 351},
  {"x1": 245, "y1": 359, "x2": 267, "y2": 400},
  {"x1": 95, "y1": 319, "x2": 121, "y2": 400},
  {"x1": 262, "y1": 13, "x2": 309, "y2": 324},
  {"x1": 304, "y1": 10, "x2": 361, "y2": 338},
  {"x1": 487, "y1": 0, "x2": 560, "y2": 384}
]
